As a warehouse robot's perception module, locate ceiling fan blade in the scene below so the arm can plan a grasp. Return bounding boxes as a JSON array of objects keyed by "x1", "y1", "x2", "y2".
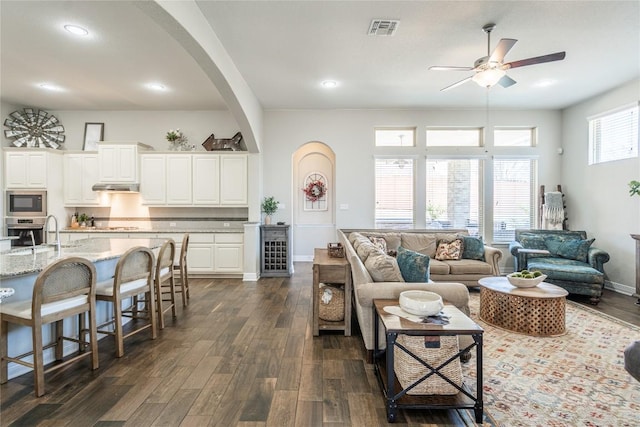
[
  {"x1": 489, "y1": 38, "x2": 517, "y2": 63},
  {"x1": 498, "y1": 75, "x2": 517, "y2": 88},
  {"x1": 429, "y1": 66, "x2": 474, "y2": 71},
  {"x1": 440, "y1": 76, "x2": 473, "y2": 91},
  {"x1": 505, "y1": 51, "x2": 566, "y2": 69}
]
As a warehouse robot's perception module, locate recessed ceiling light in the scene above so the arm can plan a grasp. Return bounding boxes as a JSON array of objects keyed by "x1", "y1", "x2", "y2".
[
  {"x1": 64, "y1": 24, "x2": 89, "y2": 36},
  {"x1": 321, "y1": 80, "x2": 338, "y2": 89},
  {"x1": 146, "y1": 83, "x2": 167, "y2": 91},
  {"x1": 38, "y1": 83, "x2": 63, "y2": 92}
]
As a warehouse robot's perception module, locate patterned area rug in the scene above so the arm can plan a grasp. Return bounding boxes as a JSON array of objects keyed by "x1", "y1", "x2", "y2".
[{"x1": 463, "y1": 292, "x2": 640, "y2": 426}]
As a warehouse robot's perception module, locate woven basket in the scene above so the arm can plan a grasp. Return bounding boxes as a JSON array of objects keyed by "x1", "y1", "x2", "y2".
[
  {"x1": 318, "y1": 284, "x2": 345, "y2": 321},
  {"x1": 394, "y1": 335, "x2": 462, "y2": 395},
  {"x1": 327, "y1": 243, "x2": 345, "y2": 258}
]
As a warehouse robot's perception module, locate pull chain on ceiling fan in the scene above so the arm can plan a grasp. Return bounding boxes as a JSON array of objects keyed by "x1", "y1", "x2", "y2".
[{"x1": 429, "y1": 23, "x2": 566, "y2": 91}]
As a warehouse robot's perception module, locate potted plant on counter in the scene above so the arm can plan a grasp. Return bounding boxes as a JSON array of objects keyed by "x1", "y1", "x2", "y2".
[
  {"x1": 261, "y1": 196, "x2": 279, "y2": 225},
  {"x1": 78, "y1": 213, "x2": 89, "y2": 228}
]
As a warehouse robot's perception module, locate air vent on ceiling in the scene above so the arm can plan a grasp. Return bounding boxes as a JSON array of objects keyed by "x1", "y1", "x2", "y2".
[{"x1": 368, "y1": 19, "x2": 399, "y2": 36}]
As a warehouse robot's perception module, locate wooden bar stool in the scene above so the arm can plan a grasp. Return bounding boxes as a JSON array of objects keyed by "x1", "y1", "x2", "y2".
[
  {"x1": 0, "y1": 257, "x2": 99, "y2": 397},
  {"x1": 173, "y1": 234, "x2": 190, "y2": 307},
  {"x1": 156, "y1": 239, "x2": 177, "y2": 329},
  {"x1": 96, "y1": 246, "x2": 157, "y2": 358}
]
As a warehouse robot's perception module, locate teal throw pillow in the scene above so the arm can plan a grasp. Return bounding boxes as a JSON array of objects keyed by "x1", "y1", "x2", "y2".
[
  {"x1": 554, "y1": 238, "x2": 595, "y2": 263},
  {"x1": 519, "y1": 234, "x2": 547, "y2": 250},
  {"x1": 459, "y1": 235, "x2": 485, "y2": 261},
  {"x1": 544, "y1": 236, "x2": 564, "y2": 254},
  {"x1": 396, "y1": 246, "x2": 430, "y2": 282}
]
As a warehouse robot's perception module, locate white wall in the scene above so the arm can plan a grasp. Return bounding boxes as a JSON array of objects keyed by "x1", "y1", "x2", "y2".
[
  {"x1": 561, "y1": 78, "x2": 640, "y2": 293},
  {"x1": 262, "y1": 108, "x2": 563, "y2": 260}
]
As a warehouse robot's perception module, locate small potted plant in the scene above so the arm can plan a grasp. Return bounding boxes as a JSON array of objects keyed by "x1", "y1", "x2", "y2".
[
  {"x1": 261, "y1": 196, "x2": 279, "y2": 225},
  {"x1": 629, "y1": 180, "x2": 640, "y2": 197},
  {"x1": 78, "y1": 213, "x2": 89, "y2": 228}
]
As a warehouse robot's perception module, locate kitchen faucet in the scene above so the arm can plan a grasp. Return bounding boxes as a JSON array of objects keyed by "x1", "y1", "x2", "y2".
[
  {"x1": 44, "y1": 214, "x2": 61, "y2": 252},
  {"x1": 29, "y1": 230, "x2": 36, "y2": 254}
]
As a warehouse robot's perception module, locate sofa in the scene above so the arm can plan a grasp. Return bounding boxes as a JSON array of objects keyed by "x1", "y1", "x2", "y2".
[
  {"x1": 509, "y1": 229, "x2": 610, "y2": 304},
  {"x1": 337, "y1": 228, "x2": 502, "y2": 357}
]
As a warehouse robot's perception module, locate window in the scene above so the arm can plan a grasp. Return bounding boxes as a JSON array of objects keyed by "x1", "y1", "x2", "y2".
[
  {"x1": 493, "y1": 158, "x2": 537, "y2": 242},
  {"x1": 588, "y1": 103, "x2": 639, "y2": 165},
  {"x1": 375, "y1": 128, "x2": 415, "y2": 147},
  {"x1": 494, "y1": 128, "x2": 536, "y2": 147},
  {"x1": 426, "y1": 159, "x2": 483, "y2": 236},
  {"x1": 375, "y1": 158, "x2": 414, "y2": 228},
  {"x1": 426, "y1": 128, "x2": 482, "y2": 147}
]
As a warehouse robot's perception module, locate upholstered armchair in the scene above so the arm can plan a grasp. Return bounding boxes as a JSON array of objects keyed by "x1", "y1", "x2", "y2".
[{"x1": 509, "y1": 229, "x2": 610, "y2": 304}]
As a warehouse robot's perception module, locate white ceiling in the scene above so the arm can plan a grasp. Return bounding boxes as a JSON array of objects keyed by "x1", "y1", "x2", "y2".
[{"x1": 1, "y1": 1, "x2": 639, "y2": 112}]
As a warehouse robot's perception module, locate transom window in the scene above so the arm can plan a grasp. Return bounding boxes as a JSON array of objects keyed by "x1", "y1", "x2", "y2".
[
  {"x1": 426, "y1": 128, "x2": 482, "y2": 147},
  {"x1": 374, "y1": 128, "x2": 416, "y2": 147},
  {"x1": 494, "y1": 128, "x2": 536, "y2": 147},
  {"x1": 588, "y1": 103, "x2": 639, "y2": 165}
]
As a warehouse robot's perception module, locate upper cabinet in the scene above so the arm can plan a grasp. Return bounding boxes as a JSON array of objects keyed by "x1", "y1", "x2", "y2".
[
  {"x1": 97, "y1": 142, "x2": 152, "y2": 183},
  {"x1": 141, "y1": 153, "x2": 247, "y2": 207},
  {"x1": 4, "y1": 149, "x2": 62, "y2": 190},
  {"x1": 64, "y1": 153, "x2": 108, "y2": 206}
]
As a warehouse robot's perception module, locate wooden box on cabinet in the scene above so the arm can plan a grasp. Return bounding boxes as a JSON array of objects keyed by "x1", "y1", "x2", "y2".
[{"x1": 261, "y1": 225, "x2": 291, "y2": 277}]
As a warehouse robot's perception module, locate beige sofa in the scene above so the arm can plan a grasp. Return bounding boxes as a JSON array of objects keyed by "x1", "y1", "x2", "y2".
[{"x1": 338, "y1": 229, "x2": 502, "y2": 355}]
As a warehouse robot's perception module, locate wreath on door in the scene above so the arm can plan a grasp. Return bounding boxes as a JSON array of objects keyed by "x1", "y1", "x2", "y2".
[
  {"x1": 302, "y1": 172, "x2": 328, "y2": 211},
  {"x1": 303, "y1": 179, "x2": 327, "y2": 202}
]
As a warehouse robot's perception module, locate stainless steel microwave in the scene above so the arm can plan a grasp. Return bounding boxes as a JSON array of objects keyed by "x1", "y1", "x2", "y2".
[{"x1": 6, "y1": 190, "x2": 47, "y2": 217}]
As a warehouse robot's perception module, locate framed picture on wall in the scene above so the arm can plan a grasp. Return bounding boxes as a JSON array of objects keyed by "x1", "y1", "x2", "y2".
[{"x1": 83, "y1": 122, "x2": 104, "y2": 151}]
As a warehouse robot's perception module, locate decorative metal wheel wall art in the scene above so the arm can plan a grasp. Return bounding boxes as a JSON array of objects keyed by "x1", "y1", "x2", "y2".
[
  {"x1": 3, "y1": 108, "x2": 65, "y2": 149},
  {"x1": 303, "y1": 172, "x2": 328, "y2": 211}
]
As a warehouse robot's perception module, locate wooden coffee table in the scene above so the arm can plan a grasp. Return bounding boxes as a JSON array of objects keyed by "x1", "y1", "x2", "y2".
[
  {"x1": 478, "y1": 277, "x2": 568, "y2": 336},
  {"x1": 373, "y1": 299, "x2": 484, "y2": 423}
]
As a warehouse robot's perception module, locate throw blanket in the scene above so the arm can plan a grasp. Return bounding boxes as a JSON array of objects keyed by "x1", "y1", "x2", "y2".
[{"x1": 542, "y1": 191, "x2": 564, "y2": 229}]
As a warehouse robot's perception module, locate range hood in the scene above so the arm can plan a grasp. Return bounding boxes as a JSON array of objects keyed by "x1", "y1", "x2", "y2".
[{"x1": 92, "y1": 183, "x2": 140, "y2": 192}]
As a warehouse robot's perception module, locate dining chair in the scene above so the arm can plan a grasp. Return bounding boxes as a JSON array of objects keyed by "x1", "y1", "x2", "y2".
[
  {"x1": 96, "y1": 246, "x2": 157, "y2": 358},
  {"x1": 0, "y1": 257, "x2": 99, "y2": 397},
  {"x1": 173, "y1": 234, "x2": 190, "y2": 307},
  {"x1": 156, "y1": 239, "x2": 177, "y2": 329}
]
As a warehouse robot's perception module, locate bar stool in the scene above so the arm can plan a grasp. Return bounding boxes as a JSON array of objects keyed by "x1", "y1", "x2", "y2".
[
  {"x1": 156, "y1": 239, "x2": 177, "y2": 329},
  {"x1": 0, "y1": 257, "x2": 99, "y2": 397},
  {"x1": 96, "y1": 246, "x2": 157, "y2": 358},
  {"x1": 173, "y1": 234, "x2": 190, "y2": 307}
]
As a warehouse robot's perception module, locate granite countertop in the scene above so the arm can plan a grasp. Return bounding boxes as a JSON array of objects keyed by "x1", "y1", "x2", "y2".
[
  {"x1": 0, "y1": 237, "x2": 166, "y2": 279},
  {"x1": 0, "y1": 236, "x2": 18, "y2": 241},
  {"x1": 60, "y1": 227, "x2": 244, "y2": 233}
]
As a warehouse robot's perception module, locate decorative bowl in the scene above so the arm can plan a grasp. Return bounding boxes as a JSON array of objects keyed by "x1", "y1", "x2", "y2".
[
  {"x1": 506, "y1": 272, "x2": 547, "y2": 288},
  {"x1": 399, "y1": 290, "x2": 444, "y2": 316}
]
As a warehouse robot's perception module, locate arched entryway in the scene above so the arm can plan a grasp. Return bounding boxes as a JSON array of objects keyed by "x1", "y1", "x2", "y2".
[{"x1": 292, "y1": 142, "x2": 336, "y2": 261}]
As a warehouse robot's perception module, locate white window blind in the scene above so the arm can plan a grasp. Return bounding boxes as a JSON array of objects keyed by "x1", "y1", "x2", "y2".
[
  {"x1": 426, "y1": 159, "x2": 483, "y2": 236},
  {"x1": 493, "y1": 158, "x2": 537, "y2": 242},
  {"x1": 375, "y1": 158, "x2": 414, "y2": 228},
  {"x1": 588, "y1": 104, "x2": 639, "y2": 165}
]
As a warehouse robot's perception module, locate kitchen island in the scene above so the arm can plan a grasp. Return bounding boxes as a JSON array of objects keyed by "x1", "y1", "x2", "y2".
[{"x1": 0, "y1": 237, "x2": 166, "y2": 380}]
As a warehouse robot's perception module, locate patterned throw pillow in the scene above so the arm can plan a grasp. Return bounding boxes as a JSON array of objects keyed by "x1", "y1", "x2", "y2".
[
  {"x1": 368, "y1": 236, "x2": 388, "y2": 254},
  {"x1": 519, "y1": 234, "x2": 548, "y2": 250},
  {"x1": 554, "y1": 238, "x2": 595, "y2": 263},
  {"x1": 396, "y1": 246, "x2": 430, "y2": 282},
  {"x1": 459, "y1": 235, "x2": 485, "y2": 261},
  {"x1": 435, "y1": 238, "x2": 464, "y2": 261}
]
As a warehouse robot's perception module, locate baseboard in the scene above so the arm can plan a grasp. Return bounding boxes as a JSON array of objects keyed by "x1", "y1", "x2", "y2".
[
  {"x1": 293, "y1": 255, "x2": 313, "y2": 262},
  {"x1": 243, "y1": 272, "x2": 258, "y2": 281},
  {"x1": 604, "y1": 280, "x2": 635, "y2": 296}
]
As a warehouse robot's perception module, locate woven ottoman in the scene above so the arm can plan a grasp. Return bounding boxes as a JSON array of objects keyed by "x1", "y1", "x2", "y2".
[{"x1": 624, "y1": 340, "x2": 640, "y2": 382}]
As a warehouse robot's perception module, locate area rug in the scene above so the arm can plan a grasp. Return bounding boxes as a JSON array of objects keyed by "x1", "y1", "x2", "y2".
[{"x1": 462, "y1": 293, "x2": 640, "y2": 426}]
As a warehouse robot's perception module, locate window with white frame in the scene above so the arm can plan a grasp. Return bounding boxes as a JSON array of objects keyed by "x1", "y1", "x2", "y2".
[
  {"x1": 426, "y1": 128, "x2": 483, "y2": 147},
  {"x1": 493, "y1": 158, "x2": 537, "y2": 242},
  {"x1": 375, "y1": 128, "x2": 416, "y2": 147},
  {"x1": 588, "y1": 103, "x2": 639, "y2": 165},
  {"x1": 375, "y1": 158, "x2": 414, "y2": 228},
  {"x1": 494, "y1": 128, "x2": 536, "y2": 147},
  {"x1": 425, "y1": 158, "x2": 483, "y2": 236}
]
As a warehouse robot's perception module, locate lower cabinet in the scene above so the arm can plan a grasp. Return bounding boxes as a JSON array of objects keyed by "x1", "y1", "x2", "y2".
[{"x1": 188, "y1": 233, "x2": 216, "y2": 273}]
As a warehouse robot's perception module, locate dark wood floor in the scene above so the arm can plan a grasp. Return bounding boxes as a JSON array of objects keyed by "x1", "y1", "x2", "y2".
[{"x1": 1, "y1": 264, "x2": 638, "y2": 426}]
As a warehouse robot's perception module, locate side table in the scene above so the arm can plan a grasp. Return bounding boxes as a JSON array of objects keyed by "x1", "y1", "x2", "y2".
[
  {"x1": 373, "y1": 299, "x2": 484, "y2": 423},
  {"x1": 312, "y1": 248, "x2": 352, "y2": 336}
]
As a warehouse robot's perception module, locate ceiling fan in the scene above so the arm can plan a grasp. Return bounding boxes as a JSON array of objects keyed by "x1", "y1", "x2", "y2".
[{"x1": 430, "y1": 23, "x2": 566, "y2": 91}]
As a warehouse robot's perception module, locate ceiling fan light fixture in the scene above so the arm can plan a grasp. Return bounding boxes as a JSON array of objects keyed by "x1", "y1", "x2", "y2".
[
  {"x1": 64, "y1": 24, "x2": 89, "y2": 36},
  {"x1": 472, "y1": 68, "x2": 506, "y2": 88}
]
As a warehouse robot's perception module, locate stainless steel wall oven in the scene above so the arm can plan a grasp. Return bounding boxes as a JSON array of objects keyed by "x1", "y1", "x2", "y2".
[{"x1": 6, "y1": 217, "x2": 45, "y2": 247}]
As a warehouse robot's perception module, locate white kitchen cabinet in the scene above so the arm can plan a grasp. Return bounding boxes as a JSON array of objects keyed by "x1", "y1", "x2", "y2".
[
  {"x1": 219, "y1": 154, "x2": 248, "y2": 205},
  {"x1": 187, "y1": 233, "x2": 215, "y2": 273},
  {"x1": 140, "y1": 154, "x2": 166, "y2": 204},
  {"x1": 98, "y1": 142, "x2": 151, "y2": 183},
  {"x1": 64, "y1": 153, "x2": 106, "y2": 206},
  {"x1": 5, "y1": 151, "x2": 48, "y2": 188},
  {"x1": 214, "y1": 233, "x2": 244, "y2": 273},
  {"x1": 166, "y1": 155, "x2": 192, "y2": 205},
  {"x1": 192, "y1": 155, "x2": 219, "y2": 205}
]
